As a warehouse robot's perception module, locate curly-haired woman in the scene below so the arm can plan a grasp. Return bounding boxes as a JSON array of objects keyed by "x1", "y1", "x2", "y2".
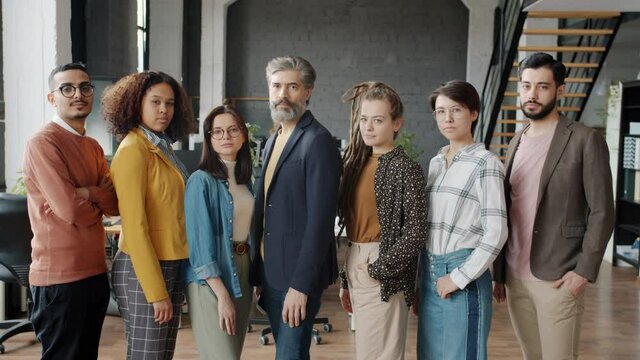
[{"x1": 102, "y1": 71, "x2": 194, "y2": 359}]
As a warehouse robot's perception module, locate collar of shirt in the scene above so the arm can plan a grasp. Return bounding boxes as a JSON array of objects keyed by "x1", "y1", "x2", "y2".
[
  {"x1": 436, "y1": 142, "x2": 485, "y2": 161},
  {"x1": 52, "y1": 114, "x2": 85, "y2": 137},
  {"x1": 137, "y1": 125, "x2": 173, "y2": 148}
]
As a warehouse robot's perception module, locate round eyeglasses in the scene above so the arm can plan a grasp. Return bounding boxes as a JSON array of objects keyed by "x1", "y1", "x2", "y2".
[
  {"x1": 209, "y1": 126, "x2": 242, "y2": 140},
  {"x1": 53, "y1": 84, "x2": 95, "y2": 98},
  {"x1": 432, "y1": 106, "x2": 467, "y2": 122}
]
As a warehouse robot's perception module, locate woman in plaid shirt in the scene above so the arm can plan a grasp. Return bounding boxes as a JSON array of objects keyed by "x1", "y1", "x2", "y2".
[{"x1": 416, "y1": 80, "x2": 508, "y2": 360}]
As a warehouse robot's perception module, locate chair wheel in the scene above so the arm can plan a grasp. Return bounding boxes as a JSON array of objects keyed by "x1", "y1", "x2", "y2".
[
  {"x1": 0, "y1": 344, "x2": 5, "y2": 354},
  {"x1": 323, "y1": 323, "x2": 332, "y2": 332},
  {"x1": 259, "y1": 335, "x2": 269, "y2": 345},
  {"x1": 313, "y1": 335, "x2": 322, "y2": 345}
]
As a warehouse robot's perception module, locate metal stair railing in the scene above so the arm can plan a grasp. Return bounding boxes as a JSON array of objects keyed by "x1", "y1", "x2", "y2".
[{"x1": 475, "y1": 0, "x2": 526, "y2": 148}]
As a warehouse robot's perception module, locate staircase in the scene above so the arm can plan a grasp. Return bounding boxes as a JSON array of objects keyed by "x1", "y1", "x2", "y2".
[{"x1": 475, "y1": 3, "x2": 622, "y2": 160}]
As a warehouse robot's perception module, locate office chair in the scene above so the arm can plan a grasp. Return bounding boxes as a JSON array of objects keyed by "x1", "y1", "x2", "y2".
[
  {"x1": 248, "y1": 305, "x2": 332, "y2": 345},
  {"x1": 0, "y1": 193, "x2": 34, "y2": 354}
]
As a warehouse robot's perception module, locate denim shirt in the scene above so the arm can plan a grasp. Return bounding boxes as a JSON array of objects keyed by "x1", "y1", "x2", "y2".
[{"x1": 183, "y1": 169, "x2": 254, "y2": 298}]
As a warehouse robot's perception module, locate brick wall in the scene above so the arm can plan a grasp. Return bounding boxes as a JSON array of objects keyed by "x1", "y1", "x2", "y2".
[{"x1": 226, "y1": 0, "x2": 469, "y2": 168}]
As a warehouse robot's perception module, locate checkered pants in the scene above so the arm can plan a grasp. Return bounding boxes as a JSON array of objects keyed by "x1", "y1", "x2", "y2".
[{"x1": 112, "y1": 251, "x2": 184, "y2": 360}]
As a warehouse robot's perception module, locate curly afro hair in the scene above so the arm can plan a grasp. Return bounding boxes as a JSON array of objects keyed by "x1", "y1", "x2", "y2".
[{"x1": 101, "y1": 71, "x2": 195, "y2": 141}]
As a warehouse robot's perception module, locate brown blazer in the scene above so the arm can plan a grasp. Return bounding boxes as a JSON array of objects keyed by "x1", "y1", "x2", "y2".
[{"x1": 493, "y1": 116, "x2": 614, "y2": 284}]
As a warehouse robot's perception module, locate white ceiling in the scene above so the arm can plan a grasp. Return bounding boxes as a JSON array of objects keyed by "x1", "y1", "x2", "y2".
[{"x1": 526, "y1": 0, "x2": 640, "y2": 12}]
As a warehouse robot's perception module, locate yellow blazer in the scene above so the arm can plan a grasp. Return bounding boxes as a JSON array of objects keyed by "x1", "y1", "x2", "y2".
[{"x1": 111, "y1": 128, "x2": 188, "y2": 303}]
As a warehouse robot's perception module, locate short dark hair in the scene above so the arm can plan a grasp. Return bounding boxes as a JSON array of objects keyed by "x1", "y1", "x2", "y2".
[
  {"x1": 101, "y1": 71, "x2": 195, "y2": 141},
  {"x1": 48, "y1": 63, "x2": 90, "y2": 90},
  {"x1": 199, "y1": 105, "x2": 252, "y2": 184},
  {"x1": 429, "y1": 80, "x2": 480, "y2": 115},
  {"x1": 518, "y1": 52, "x2": 566, "y2": 86}
]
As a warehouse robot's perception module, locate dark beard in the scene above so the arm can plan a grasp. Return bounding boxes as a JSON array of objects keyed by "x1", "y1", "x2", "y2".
[{"x1": 521, "y1": 97, "x2": 557, "y2": 121}]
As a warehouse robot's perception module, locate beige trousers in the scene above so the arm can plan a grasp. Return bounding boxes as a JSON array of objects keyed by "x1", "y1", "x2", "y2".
[
  {"x1": 346, "y1": 242, "x2": 408, "y2": 360},
  {"x1": 186, "y1": 254, "x2": 252, "y2": 360},
  {"x1": 506, "y1": 274, "x2": 585, "y2": 360}
]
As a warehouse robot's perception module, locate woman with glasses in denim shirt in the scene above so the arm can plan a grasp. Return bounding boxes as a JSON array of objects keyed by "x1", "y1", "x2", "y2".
[{"x1": 183, "y1": 105, "x2": 254, "y2": 360}]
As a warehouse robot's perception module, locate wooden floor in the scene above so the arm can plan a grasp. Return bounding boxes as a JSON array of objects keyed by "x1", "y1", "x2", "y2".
[{"x1": 1, "y1": 262, "x2": 638, "y2": 359}]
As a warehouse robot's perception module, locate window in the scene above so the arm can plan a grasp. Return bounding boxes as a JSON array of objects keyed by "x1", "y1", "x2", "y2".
[{"x1": 137, "y1": 0, "x2": 149, "y2": 71}]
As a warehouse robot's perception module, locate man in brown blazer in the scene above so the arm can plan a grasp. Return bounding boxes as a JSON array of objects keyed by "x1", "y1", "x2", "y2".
[{"x1": 493, "y1": 52, "x2": 614, "y2": 360}]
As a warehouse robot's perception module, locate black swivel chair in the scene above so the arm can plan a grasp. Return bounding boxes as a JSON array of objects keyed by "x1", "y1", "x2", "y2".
[
  {"x1": 0, "y1": 193, "x2": 34, "y2": 354},
  {"x1": 248, "y1": 308, "x2": 332, "y2": 346}
]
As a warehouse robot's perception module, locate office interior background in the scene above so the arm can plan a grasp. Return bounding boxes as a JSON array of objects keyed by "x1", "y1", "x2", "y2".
[{"x1": 0, "y1": 0, "x2": 639, "y2": 358}]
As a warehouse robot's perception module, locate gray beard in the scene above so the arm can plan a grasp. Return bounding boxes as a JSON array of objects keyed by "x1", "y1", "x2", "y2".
[
  {"x1": 269, "y1": 101, "x2": 304, "y2": 124},
  {"x1": 270, "y1": 107, "x2": 298, "y2": 124}
]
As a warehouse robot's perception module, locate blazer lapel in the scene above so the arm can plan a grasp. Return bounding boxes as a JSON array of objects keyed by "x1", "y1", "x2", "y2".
[
  {"x1": 536, "y1": 116, "x2": 572, "y2": 209},
  {"x1": 134, "y1": 128, "x2": 185, "y2": 187},
  {"x1": 265, "y1": 112, "x2": 313, "y2": 200},
  {"x1": 265, "y1": 127, "x2": 304, "y2": 201},
  {"x1": 505, "y1": 125, "x2": 527, "y2": 179},
  {"x1": 272, "y1": 127, "x2": 304, "y2": 176}
]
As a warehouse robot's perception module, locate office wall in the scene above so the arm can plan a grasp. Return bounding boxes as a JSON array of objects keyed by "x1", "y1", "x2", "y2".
[{"x1": 225, "y1": 0, "x2": 469, "y2": 167}]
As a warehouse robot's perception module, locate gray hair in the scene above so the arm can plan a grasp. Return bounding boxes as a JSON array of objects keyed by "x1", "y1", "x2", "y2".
[{"x1": 265, "y1": 56, "x2": 316, "y2": 90}]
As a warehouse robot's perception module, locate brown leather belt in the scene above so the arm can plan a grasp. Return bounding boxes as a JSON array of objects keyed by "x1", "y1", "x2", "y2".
[{"x1": 233, "y1": 242, "x2": 250, "y2": 255}]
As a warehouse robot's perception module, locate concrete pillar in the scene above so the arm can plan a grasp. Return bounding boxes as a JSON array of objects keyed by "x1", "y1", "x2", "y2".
[
  {"x1": 1, "y1": 0, "x2": 72, "y2": 321},
  {"x1": 3, "y1": 0, "x2": 72, "y2": 190},
  {"x1": 461, "y1": 0, "x2": 500, "y2": 91},
  {"x1": 198, "y1": 0, "x2": 237, "y2": 139},
  {"x1": 149, "y1": 0, "x2": 183, "y2": 80}
]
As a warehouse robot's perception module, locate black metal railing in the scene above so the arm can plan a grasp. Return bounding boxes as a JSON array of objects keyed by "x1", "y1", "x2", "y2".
[
  {"x1": 475, "y1": 0, "x2": 526, "y2": 147},
  {"x1": 558, "y1": 17, "x2": 622, "y2": 122},
  {"x1": 476, "y1": 5, "x2": 622, "y2": 152}
]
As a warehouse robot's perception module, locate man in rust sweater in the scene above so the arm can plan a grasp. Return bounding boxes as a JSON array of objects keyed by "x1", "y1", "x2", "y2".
[{"x1": 22, "y1": 63, "x2": 118, "y2": 360}]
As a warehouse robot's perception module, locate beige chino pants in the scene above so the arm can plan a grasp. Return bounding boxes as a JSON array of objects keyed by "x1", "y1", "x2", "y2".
[
  {"x1": 346, "y1": 242, "x2": 409, "y2": 360},
  {"x1": 506, "y1": 273, "x2": 585, "y2": 360}
]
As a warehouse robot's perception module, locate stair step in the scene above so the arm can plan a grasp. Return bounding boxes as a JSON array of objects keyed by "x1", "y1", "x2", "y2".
[
  {"x1": 509, "y1": 76, "x2": 592, "y2": 83},
  {"x1": 504, "y1": 91, "x2": 587, "y2": 98},
  {"x1": 497, "y1": 119, "x2": 528, "y2": 124},
  {"x1": 522, "y1": 28, "x2": 615, "y2": 36},
  {"x1": 490, "y1": 144, "x2": 510, "y2": 149},
  {"x1": 513, "y1": 62, "x2": 599, "y2": 68},
  {"x1": 527, "y1": 11, "x2": 621, "y2": 19},
  {"x1": 518, "y1": 45, "x2": 606, "y2": 52},
  {"x1": 500, "y1": 105, "x2": 581, "y2": 112},
  {"x1": 495, "y1": 132, "x2": 516, "y2": 137}
]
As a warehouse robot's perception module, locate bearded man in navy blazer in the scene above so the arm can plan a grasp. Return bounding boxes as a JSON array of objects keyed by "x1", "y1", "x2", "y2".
[{"x1": 250, "y1": 55, "x2": 341, "y2": 360}]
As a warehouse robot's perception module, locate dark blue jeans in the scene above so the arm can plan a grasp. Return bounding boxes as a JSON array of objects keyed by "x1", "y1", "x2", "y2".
[
  {"x1": 260, "y1": 280, "x2": 322, "y2": 360},
  {"x1": 30, "y1": 273, "x2": 110, "y2": 360}
]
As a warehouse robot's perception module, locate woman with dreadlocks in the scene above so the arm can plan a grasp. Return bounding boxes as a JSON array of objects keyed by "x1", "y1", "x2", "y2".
[{"x1": 337, "y1": 82, "x2": 427, "y2": 360}]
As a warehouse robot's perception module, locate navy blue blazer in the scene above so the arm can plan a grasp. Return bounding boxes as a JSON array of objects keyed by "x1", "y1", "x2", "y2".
[{"x1": 249, "y1": 110, "x2": 341, "y2": 295}]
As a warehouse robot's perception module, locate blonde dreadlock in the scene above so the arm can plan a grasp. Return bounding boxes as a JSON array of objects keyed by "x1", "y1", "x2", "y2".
[{"x1": 337, "y1": 81, "x2": 404, "y2": 226}]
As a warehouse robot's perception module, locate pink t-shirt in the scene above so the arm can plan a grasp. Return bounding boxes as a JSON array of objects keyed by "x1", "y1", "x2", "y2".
[{"x1": 506, "y1": 124, "x2": 556, "y2": 280}]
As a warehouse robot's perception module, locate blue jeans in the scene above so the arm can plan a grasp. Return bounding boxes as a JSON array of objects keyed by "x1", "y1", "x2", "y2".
[
  {"x1": 417, "y1": 249, "x2": 493, "y2": 360},
  {"x1": 259, "y1": 280, "x2": 322, "y2": 360}
]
